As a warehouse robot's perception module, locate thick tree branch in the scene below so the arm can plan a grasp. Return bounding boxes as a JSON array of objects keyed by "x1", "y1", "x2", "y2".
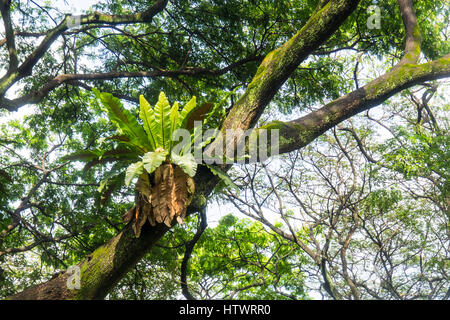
[
  {"x1": 218, "y1": 0, "x2": 360, "y2": 132},
  {"x1": 18, "y1": 0, "x2": 168, "y2": 77},
  {"x1": 396, "y1": 0, "x2": 421, "y2": 66},
  {"x1": 8, "y1": 165, "x2": 217, "y2": 300},
  {"x1": 266, "y1": 55, "x2": 450, "y2": 155},
  {"x1": 7, "y1": 221, "x2": 170, "y2": 299},
  {"x1": 205, "y1": 0, "x2": 361, "y2": 157},
  {"x1": 0, "y1": 55, "x2": 262, "y2": 111},
  {"x1": 258, "y1": 0, "x2": 448, "y2": 156}
]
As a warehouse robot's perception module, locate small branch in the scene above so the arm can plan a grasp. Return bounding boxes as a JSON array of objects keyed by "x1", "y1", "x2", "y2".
[
  {"x1": 337, "y1": 127, "x2": 378, "y2": 163},
  {"x1": 227, "y1": 281, "x2": 266, "y2": 300},
  {"x1": 180, "y1": 207, "x2": 207, "y2": 300}
]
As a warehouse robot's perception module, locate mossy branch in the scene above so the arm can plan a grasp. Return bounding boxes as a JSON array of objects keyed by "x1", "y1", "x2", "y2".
[
  {"x1": 215, "y1": 0, "x2": 361, "y2": 134},
  {"x1": 257, "y1": 0, "x2": 448, "y2": 156},
  {"x1": 264, "y1": 54, "x2": 450, "y2": 155}
]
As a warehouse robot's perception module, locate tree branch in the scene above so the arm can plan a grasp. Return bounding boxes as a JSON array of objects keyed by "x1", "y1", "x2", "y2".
[
  {"x1": 265, "y1": 54, "x2": 450, "y2": 156},
  {"x1": 337, "y1": 127, "x2": 378, "y2": 164},
  {"x1": 0, "y1": 55, "x2": 262, "y2": 111},
  {"x1": 396, "y1": 0, "x2": 421, "y2": 67},
  {"x1": 7, "y1": 221, "x2": 170, "y2": 299},
  {"x1": 203, "y1": 0, "x2": 361, "y2": 161},
  {"x1": 180, "y1": 208, "x2": 207, "y2": 300},
  {"x1": 217, "y1": 0, "x2": 361, "y2": 134}
]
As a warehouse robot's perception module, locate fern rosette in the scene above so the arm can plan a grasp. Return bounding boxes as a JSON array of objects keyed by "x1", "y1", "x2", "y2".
[{"x1": 63, "y1": 89, "x2": 236, "y2": 236}]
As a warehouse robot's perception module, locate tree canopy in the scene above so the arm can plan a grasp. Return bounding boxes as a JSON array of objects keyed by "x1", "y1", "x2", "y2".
[{"x1": 0, "y1": 0, "x2": 448, "y2": 300}]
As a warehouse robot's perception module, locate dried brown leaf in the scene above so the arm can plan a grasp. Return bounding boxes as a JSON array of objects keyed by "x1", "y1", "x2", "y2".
[
  {"x1": 124, "y1": 163, "x2": 196, "y2": 232},
  {"x1": 136, "y1": 173, "x2": 152, "y2": 200},
  {"x1": 149, "y1": 163, "x2": 195, "y2": 227}
]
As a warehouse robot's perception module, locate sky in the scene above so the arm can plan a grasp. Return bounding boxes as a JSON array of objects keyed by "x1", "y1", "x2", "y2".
[{"x1": 60, "y1": 0, "x2": 98, "y2": 14}]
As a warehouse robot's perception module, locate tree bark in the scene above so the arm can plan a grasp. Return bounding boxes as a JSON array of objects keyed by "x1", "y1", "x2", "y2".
[
  {"x1": 8, "y1": 166, "x2": 216, "y2": 300},
  {"x1": 8, "y1": 222, "x2": 168, "y2": 300}
]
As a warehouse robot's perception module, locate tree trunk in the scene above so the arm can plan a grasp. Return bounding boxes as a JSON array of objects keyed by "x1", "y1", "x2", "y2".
[
  {"x1": 7, "y1": 166, "x2": 215, "y2": 300},
  {"x1": 8, "y1": 221, "x2": 169, "y2": 300}
]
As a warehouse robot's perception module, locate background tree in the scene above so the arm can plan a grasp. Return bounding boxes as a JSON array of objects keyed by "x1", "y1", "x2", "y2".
[{"x1": 0, "y1": 0, "x2": 448, "y2": 299}]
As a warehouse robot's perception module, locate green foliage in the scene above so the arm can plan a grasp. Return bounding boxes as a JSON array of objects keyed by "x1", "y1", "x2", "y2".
[
  {"x1": 65, "y1": 88, "x2": 239, "y2": 201},
  {"x1": 139, "y1": 94, "x2": 159, "y2": 151},
  {"x1": 111, "y1": 213, "x2": 309, "y2": 300},
  {"x1": 124, "y1": 161, "x2": 144, "y2": 187},
  {"x1": 152, "y1": 92, "x2": 173, "y2": 151},
  {"x1": 382, "y1": 125, "x2": 449, "y2": 180},
  {"x1": 362, "y1": 188, "x2": 403, "y2": 217},
  {"x1": 186, "y1": 214, "x2": 309, "y2": 299},
  {"x1": 93, "y1": 88, "x2": 151, "y2": 153},
  {"x1": 171, "y1": 152, "x2": 197, "y2": 178},
  {"x1": 69, "y1": 90, "x2": 204, "y2": 192},
  {"x1": 379, "y1": 122, "x2": 449, "y2": 214}
]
